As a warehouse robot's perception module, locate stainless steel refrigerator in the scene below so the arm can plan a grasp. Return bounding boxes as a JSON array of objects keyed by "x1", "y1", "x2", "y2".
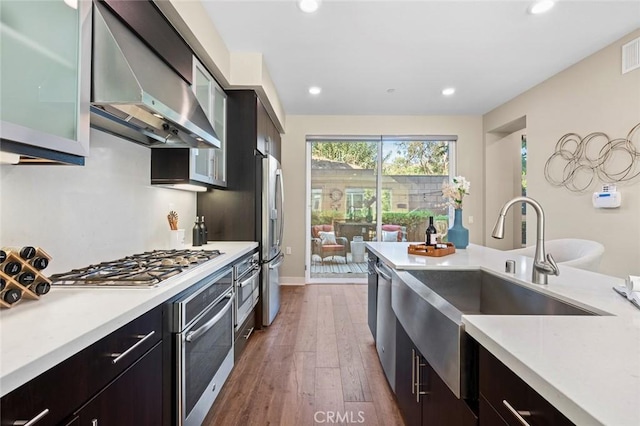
[{"x1": 261, "y1": 154, "x2": 285, "y2": 325}]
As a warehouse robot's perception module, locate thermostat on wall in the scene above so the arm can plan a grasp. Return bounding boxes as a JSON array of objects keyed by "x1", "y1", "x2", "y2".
[{"x1": 592, "y1": 184, "x2": 621, "y2": 208}]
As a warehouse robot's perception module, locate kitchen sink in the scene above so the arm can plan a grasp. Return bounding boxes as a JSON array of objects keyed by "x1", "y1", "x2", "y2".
[{"x1": 391, "y1": 269, "x2": 600, "y2": 399}]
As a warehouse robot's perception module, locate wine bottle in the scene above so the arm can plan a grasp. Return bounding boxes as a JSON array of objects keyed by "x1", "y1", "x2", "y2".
[
  {"x1": 3, "y1": 261, "x2": 22, "y2": 276},
  {"x1": 199, "y1": 216, "x2": 208, "y2": 245},
  {"x1": 30, "y1": 256, "x2": 49, "y2": 270},
  {"x1": 19, "y1": 246, "x2": 37, "y2": 260},
  {"x1": 425, "y1": 216, "x2": 438, "y2": 247},
  {"x1": 2, "y1": 246, "x2": 37, "y2": 260},
  {"x1": 30, "y1": 281, "x2": 51, "y2": 296},
  {"x1": 192, "y1": 217, "x2": 202, "y2": 247},
  {"x1": 0, "y1": 249, "x2": 6, "y2": 264},
  {"x1": 0, "y1": 277, "x2": 6, "y2": 292},
  {"x1": 17, "y1": 271, "x2": 36, "y2": 286},
  {"x1": 2, "y1": 288, "x2": 22, "y2": 304}
]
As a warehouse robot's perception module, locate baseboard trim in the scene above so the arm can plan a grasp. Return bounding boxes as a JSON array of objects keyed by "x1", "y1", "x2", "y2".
[{"x1": 280, "y1": 276, "x2": 306, "y2": 285}]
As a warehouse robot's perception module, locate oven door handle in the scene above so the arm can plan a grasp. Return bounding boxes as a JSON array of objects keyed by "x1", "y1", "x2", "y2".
[
  {"x1": 185, "y1": 293, "x2": 234, "y2": 343},
  {"x1": 239, "y1": 270, "x2": 260, "y2": 288}
]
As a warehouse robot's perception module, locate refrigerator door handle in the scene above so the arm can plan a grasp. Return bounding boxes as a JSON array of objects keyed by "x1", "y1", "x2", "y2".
[
  {"x1": 269, "y1": 253, "x2": 285, "y2": 269},
  {"x1": 276, "y1": 168, "x2": 284, "y2": 248}
]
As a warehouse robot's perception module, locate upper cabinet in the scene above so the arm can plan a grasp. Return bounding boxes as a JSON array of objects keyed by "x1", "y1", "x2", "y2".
[
  {"x1": 0, "y1": 0, "x2": 91, "y2": 164},
  {"x1": 192, "y1": 58, "x2": 227, "y2": 187}
]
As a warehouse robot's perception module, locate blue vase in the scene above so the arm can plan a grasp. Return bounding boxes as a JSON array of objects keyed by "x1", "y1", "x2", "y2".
[{"x1": 448, "y1": 209, "x2": 469, "y2": 249}]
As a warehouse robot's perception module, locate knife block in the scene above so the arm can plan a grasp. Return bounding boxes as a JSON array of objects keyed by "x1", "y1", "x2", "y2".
[{"x1": 0, "y1": 248, "x2": 52, "y2": 309}]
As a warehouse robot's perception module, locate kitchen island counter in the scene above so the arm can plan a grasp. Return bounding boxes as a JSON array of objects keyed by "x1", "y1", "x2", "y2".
[
  {"x1": 0, "y1": 241, "x2": 258, "y2": 397},
  {"x1": 367, "y1": 242, "x2": 640, "y2": 426}
]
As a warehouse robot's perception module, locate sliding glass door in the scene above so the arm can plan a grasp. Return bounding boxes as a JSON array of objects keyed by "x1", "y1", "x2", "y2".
[{"x1": 307, "y1": 136, "x2": 455, "y2": 281}]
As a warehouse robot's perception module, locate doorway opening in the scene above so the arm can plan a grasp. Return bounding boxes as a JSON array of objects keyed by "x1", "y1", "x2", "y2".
[{"x1": 306, "y1": 136, "x2": 456, "y2": 282}]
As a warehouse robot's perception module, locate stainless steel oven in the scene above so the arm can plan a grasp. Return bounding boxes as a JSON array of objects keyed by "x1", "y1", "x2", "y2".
[
  {"x1": 172, "y1": 267, "x2": 234, "y2": 426},
  {"x1": 233, "y1": 252, "x2": 260, "y2": 332}
]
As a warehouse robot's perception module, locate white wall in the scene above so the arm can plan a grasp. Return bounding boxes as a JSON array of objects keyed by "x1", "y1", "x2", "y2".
[
  {"x1": 281, "y1": 115, "x2": 483, "y2": 281},
  {"x1": 485, "y1": 130, "x2": 524, "y2": 250},
  {"x1": 0, "y1": 129, "x2": 197, "y2": 274},
  {"x1": 483, "y1": 29, "x2": 640, "y2": 277}
]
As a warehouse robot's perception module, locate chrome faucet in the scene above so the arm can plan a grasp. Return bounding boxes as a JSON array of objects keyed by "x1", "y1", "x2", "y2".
[{"x1": 491, "y1": 196, "x2": 559, "y2": 285}]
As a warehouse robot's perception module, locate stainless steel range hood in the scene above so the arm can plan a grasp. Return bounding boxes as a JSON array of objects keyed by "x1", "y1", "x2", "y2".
[{"x1": 90, "y1": 2, "x2": 220, "y2": 149}]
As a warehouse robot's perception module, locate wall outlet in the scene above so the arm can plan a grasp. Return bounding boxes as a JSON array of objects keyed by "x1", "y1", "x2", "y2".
[
  {"x1": 285, "y1": 247, "x2": 292, "y2": 255},
  {"x1": 468, "y1": 216, "x2": 474, "y2": 224}
]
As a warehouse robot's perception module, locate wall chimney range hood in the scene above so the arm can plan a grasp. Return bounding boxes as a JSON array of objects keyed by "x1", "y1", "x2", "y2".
[{"x1": 90, "y1": 2, "x2": 220, "y2": 149}]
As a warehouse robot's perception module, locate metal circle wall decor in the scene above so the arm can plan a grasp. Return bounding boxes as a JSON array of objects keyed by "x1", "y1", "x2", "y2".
[
  {"x1": 544, "y1": 122, "x2": 640, "y2": 192},
  {"x1": 329, "y1": 188, "x2": 343, "y2": 201}
]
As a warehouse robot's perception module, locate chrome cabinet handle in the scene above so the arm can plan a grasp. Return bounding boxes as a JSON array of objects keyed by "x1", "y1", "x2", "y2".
[
  {"x1": 12, "y1": 408, "x2": 49, "y2": 426},
  {"x1": 186, "y1": 293, "x2": 234, "y2": 343},
  {"x1": 415, "y1": 353, "x2": 428, "y2": 402},
  {"x1": 244, "y1": 326, "x2": 255, "y2": 340},
  {"x1": 110, "y1": 331, "x2": 156, "y2": 364},
  {"x1": 502, "y1": 400, "x2": 532, "y2": 426},
  {"x1": 411, "y1": 349, "x2": 416, "y2": 396}
]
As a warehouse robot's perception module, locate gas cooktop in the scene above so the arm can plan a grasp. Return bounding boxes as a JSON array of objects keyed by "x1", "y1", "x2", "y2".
[{"x1": 50, "y1": 249, "x2": 223, "y2": 288}]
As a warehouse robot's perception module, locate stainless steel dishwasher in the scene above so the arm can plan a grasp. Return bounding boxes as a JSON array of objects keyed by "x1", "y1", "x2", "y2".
[{"x1": 374, "y1": 260, "x2": 396, "y2": 391}]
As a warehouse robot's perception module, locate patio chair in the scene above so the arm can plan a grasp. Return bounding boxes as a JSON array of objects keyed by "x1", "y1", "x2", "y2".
[
  {"x1": 381, "y1": 224, "x2": 407, "y2": 242},
  {"x1": 311, "y1": 225, "x2": 348, "y2": 263}
]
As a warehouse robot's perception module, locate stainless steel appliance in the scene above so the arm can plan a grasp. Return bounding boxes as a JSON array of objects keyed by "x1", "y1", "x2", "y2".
[
  {"x1": 49, "y1": 249, "x2": 223, "y2": 288},
  {"x1": 374, "y1": 260, "x2": 396, "y2": 391},
  {"x1": 91, "y1": 1, "x2": 220, "y2": 149},
  {"x1": 261, "y1": 153, "x2": 285, "y2": 326},
  {"x1": 233, "y1": 251, "x2": 260, "y2": 332},
  {"x1": 170, "y1": 267, "x2": 234, "y2": 426}
]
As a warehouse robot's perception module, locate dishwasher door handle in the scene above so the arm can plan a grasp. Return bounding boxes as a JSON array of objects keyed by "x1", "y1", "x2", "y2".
[{"x1": 374, "y1": 263, "x2": 392, "y2": 281}]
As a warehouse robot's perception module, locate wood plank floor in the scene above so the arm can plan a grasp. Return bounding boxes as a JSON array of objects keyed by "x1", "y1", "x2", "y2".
[{"x1": 203, "y1": 285, "x2": 405, "y2": 426}]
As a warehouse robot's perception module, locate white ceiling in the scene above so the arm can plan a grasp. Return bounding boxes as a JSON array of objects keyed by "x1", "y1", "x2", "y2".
[{"x1": 202, "y1": 1, "x2": 640, "y2": 116}]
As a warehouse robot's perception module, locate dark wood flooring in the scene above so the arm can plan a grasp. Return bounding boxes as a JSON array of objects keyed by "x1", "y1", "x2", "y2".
[{"x1": 202, "y1": 284, "x2": 405, "y2": 426}]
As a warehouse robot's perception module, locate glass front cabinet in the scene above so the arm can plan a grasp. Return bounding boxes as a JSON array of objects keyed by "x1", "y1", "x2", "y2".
[
  {"x1": 0, "y1": 0, "x2": 91, "y2": 163},
  {"x1": 192, "y1": 58, "x2": 227, "y2": 187}
]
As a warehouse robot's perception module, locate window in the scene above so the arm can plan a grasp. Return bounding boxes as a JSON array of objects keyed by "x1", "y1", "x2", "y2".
[
  {"x1": 311, "y1": 189, "x2": 323, "y2": 211},
  {"x1": 307, "y1": 135, "x2": 457, "y2": 281}
]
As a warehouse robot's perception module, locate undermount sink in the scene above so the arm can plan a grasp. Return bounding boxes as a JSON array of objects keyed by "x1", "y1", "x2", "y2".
[{"x1": 392, "y1": 269, "x2": 599, "y2": 399}]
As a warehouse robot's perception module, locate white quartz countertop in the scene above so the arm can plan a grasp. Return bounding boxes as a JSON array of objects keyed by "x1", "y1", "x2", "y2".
[
  {"x1": 0, "y1": 241, "x2": 258, "y2": 397},
  {"x1": 366, "y1": 242, "x2": 640, "y2": 426}
]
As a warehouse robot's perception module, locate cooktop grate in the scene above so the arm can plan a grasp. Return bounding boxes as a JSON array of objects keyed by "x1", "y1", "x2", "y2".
[{"x1": 50, "y1": 249, "x2": 223, "y2": 287}]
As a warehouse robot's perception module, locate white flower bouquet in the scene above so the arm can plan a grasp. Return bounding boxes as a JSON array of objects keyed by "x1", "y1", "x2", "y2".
[{"x1": 442, "y1": 176, "x2": 471, "y2": 209}]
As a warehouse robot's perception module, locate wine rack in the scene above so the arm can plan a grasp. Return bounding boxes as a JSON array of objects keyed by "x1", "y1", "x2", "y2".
[{"x1": 0, "y1": 247, "x2": 52, "y2": 309}]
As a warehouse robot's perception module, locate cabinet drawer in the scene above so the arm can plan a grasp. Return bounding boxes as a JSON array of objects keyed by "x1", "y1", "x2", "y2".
[
  {"x1": 479, "y1": 347, "x2": 574, "y2": 426},
  {"x1": 82, "y1": 305, "x2": 162, "y2": 392},
  {"x1": 479, "y1": 395, "x2": 508, "y2": 426},
  {"x1": 0, "y1": 307, "x2": 162, "y2": 426},
  {"x1": 234, "y1": 307, "x2": 256, "y2": 362}
]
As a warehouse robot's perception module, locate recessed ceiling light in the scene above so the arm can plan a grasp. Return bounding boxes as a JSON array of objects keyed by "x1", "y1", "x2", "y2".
[
  {"x1": 309, "y1": 86, "x2": 322, "y2": 95},
  {"x1": 298, "y1": 0, "x2": 321, "y2": 13},
  {"x1": 442, "y1": 87, "x2": 456, "y2": 96},
  {"x1": 528, "y1": 0, "x2": 555, "y2": 15}
]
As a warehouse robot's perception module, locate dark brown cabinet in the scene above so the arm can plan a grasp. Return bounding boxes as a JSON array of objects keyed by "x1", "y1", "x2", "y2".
[
  {"x1": 396, "y1": 322, "x2": 478, "y2": 426},
  {"x1": 71, "y1": 343, "x2": 163, "y2": 426},
  {"x1": 197, "y1": 90, "x2": 281, "y2": 242},
  {"x1": 0, "y1": 307, "x2": 163, "y2": 426},
  {"x1": 479, "y1": 347, "x2": 575, "y2": 426}
]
